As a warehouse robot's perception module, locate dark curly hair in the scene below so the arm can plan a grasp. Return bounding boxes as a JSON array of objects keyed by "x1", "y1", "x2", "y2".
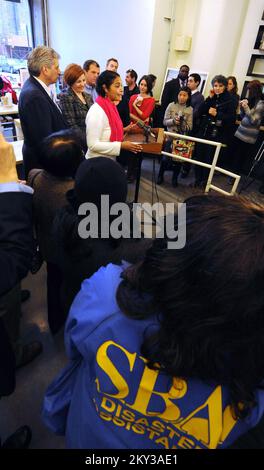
[
  {"x1": 96, "y1": 70, "x2": 120, "y2": 97},
  {"x1": 116, "y1": 194, "x2": 264, "y2": 420}
]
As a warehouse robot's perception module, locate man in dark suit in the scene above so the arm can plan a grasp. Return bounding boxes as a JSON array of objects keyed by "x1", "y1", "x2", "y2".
[
  {"x1": 19, "y1": 46, "x2": 68, "y2": 177},
  {"x1": 0, "y1": 135, "x2": 42, "y2": 367},
  {"x1": 117, "y1": 69, "x2": 139, "y2": 126},
  {"x1": 161, "y1": 64, "x2": 190, "y2": 120},
  {"x1": 0, "y1": 135, "x2": 41, "y2": 447}
]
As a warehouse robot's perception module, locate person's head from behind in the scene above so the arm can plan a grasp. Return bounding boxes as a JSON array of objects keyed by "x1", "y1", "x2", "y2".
[
  {"x1": 177, "y1": 86, "x2": 191, "y2": 106},
  {"x1": 63, "y1": 63, "x2": 86, "y2": 94},
  {"x1": 27, "y1": 46, "x2": 60, "y2": 86},
  {"x1": 83, "y1": 60, "x2": 100, "y2": 87},
  {"x1": 106, "y1": 58, "x2": 119, "y2": 73},
  {"x1": 227, "y1": 76, "x2": 238, "y2": 95},
  {"x1": 125, "y1": 69, "x2": 138, "y2": 87},
  {"x1": 211, "y1": 75, "x2": 228, "y2": 95},
  {"x1": 178, "y1": 65, "x2": 189, "y2": 81},
  {"x1": 117, "y1": 194, "x2": 264, "y2": 419},
  {"x1": 148, "y1": 74, "x2": 157, "y2": 89},
  {"x1": 96, "y1": 70, "x2": 123, "y2": 103},
  {"x1": 138, "y1": 75, "x2": 153, "y2": 95},
  {"x1": 40, "y1": 130, "x2": 83, "y2": 178},
  {"x1": 246, "y1": 80, "x2": 264, "y2": 107},
  {"x1": 73, "y1": 157, "x2": 127, "y2": 210},
  {"x1": 188, "y1": 73, "x2": 201, "y2": 91}
]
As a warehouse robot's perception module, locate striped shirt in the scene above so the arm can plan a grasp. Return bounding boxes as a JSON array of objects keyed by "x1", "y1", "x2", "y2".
[{"x1": 235, "y1": 100, "x2": 264, "y2": 144}]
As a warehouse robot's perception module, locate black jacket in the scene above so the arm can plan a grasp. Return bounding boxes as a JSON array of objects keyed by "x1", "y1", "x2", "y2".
[
  {"x1": 117, "y1": 85, "x2": 140, "y2": 126},
  {"x1": 19, "y1": 76, "x2": 68, "y2": 176},
  {"x1": 0, "y1": 192, "x2": 34, "y2": 296},
  {"x1": 197, "y1": 90, "x2": 237, "y2": 144},
  {"x1": 53, "y1": 205, "x2": 152, "y2": 313},
  {"x1": 0, "y1": 190, "x2": 34, "y2": 396}
]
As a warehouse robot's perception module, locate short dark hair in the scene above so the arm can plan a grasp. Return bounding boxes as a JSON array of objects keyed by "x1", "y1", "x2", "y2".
[
  {"x1": 211, "y1": 75, "x2": 228, "y2": 88},
  {"x1": 106, "y1": 58, "x2": 118, "y2": 66},
  {"x1": 189, "y1": 73, "x2": 201, "y2": 85},
  {"x1": 39, "y1": 130, "x2": 83, "y2": 178},
  {"x1": 126, "y1": 69, "x2": 138, "y2": 82},
  {"x1": 96, "y1": 70, "x2": 120, "y2": 97},
  {"x1": 148, "y1": 74, "x2": 157, "y2": 81},
  {"x1": 178, "y1": 86, "x2": 192, "y2": 106},
  {"x1": 180, "y1": 65, "x2": 190, "y2": 72},
  {"x1": 117, "y1": 194, "x2": 264, "y2": 420},
  {"x1": 83, "y1": 60, "x2": 100, "y2": 72},
  {"x1": 138, "y1": 75, "x2": 153, "y2": 94},
  {"x1": 148, "y1": 74, "x2": 157, "y2": 85}
]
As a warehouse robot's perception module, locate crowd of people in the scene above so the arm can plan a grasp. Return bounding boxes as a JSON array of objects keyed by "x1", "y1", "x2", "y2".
[{"x1": 1, "y1": 45, "x2": 264, "y2": 450}]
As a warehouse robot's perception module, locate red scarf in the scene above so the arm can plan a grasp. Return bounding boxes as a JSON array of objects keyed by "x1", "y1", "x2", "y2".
[{"x1": 96, "y1": 96, "x2": 123, "y2": 142}]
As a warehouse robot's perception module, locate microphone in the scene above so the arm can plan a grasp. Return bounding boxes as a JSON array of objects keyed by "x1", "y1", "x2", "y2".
[{"x1": 136, "y1": 119, "x2": 156, "y2": 138}]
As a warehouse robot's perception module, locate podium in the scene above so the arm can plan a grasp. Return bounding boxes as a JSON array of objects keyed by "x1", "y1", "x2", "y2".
[
  {"x1": 123, "y1": 127, "x2": 164, "y2": 154},
  {"x1": 123, "y1": 128, "x2": 165, "y2": 202}
]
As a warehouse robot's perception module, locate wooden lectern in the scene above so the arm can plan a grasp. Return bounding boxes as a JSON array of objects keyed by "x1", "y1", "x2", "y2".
[
  {"x1": 123, "y1": 127, "x2": 164, "y2": 154},
  {"x1": 123, "y1": 127, "x2": 165, "y2": 202}
]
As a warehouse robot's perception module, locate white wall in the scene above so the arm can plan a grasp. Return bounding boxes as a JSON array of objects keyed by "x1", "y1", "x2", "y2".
[
  {"x1": 47, "y1": 0, "x2": 264, "y2": 99},
  {"x1": 168, "y1": 0, "x2": 250, "y2": 95},
  {"x1": 148, "y1": 0, "x2": 175, "y2": 99},
  {"x1": 47, "y1": 0, "x2": 156, "y2": 83},
  {"x1": 170, "y1": 0, "x2": 264, "y2": 96}
]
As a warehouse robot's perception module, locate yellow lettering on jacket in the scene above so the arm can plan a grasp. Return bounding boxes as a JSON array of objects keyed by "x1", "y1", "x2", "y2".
[
  {"x1": 129, "y1": 364, "x2": 187, "y2": 420},
  {"x1": 177, "y1": 386, "x2": 224, "y2": 448},
  {"x1": 219, "y1": 405, "x2": 238, "y2": 444},
  {"x1": 96, "y1": 341, "x2": 136, "y2": 399},
  {"x1": 96, "y1": 341, "x2": 187, "y2": 421}
]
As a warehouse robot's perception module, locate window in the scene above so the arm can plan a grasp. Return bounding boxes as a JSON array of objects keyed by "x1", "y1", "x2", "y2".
[{"x1": 0, "y1": 0, "x2": 33, "y2": 81}]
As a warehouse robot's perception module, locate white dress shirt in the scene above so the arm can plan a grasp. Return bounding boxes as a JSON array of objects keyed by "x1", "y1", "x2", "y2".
[
  {"x1": 0, "y1": 182, "x2": 33, "y2": 194},
  {"x1": 33, "y1": 77, "x2": 61, "y2": 112},
  {"x1": 33, "y1": 76, "x2": 52, "y2": 97}
]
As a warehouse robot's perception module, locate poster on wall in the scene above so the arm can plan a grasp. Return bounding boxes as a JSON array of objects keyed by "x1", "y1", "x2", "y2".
[{"x1": 159, "y1": 67, "x2": 209, "y2": 102}]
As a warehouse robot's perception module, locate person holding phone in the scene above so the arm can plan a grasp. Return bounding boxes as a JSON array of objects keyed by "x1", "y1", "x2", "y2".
[{"x1": 129, "y1": 75, "x2": 155, "y2": 126}]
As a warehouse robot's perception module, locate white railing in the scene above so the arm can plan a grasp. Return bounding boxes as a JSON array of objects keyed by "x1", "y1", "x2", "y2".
[{"x1": 163, "y1": 131, "x2": 241, "y2": 196}]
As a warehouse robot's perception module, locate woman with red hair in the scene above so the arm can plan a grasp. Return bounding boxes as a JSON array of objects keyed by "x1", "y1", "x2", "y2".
[{"x1": 59, "y1": 64, "x2": 93, "y2": 151}]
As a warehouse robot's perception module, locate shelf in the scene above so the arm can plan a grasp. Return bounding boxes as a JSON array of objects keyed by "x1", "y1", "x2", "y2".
[
  {"x1": 247, "y1": 54, "x2": 264, "y2": 76},
  {"x1": 254, "y1": 25, "x2": 264, "y2": 49},
  {"x1": 243, "y1": 12, "x2": 264, "y2": 98}
]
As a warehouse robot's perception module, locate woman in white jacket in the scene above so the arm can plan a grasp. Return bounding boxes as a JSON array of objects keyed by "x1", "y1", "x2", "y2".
[{"x1": 85, "y1": 71, "x2": 142, "y2": 159}]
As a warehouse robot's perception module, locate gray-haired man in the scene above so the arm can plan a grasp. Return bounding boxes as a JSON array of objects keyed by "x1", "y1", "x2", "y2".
[{"x1": 19, "y1": 46, "x2": 68, "y2": 177}]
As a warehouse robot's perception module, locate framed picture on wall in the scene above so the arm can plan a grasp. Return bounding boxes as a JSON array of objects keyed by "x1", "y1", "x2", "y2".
[{"x1": 159, "y1": 67, "x2": 209, "y2": 102}]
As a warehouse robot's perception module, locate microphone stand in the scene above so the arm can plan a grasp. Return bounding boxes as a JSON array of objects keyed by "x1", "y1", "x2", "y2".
[{"x1": 144, "y1": 128, "x2": 149, "y2": 143}]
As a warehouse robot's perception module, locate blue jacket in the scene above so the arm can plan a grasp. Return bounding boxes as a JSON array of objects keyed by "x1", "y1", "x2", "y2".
[{"x1": 42, "y1": 264, "x2": 264, "y2": 449}]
